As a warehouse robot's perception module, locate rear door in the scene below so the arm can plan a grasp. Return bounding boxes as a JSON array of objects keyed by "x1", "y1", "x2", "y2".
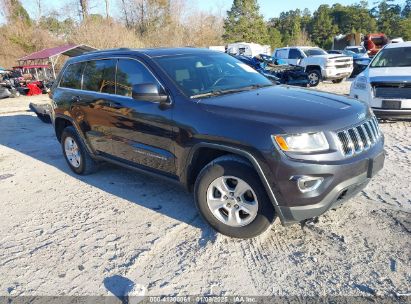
[
  {"x1": 275, "y1": 48, "x2": 289, "y2": 64},
  {"x1": 71, "y1": 59, "x2": 117, "y2": 155}
]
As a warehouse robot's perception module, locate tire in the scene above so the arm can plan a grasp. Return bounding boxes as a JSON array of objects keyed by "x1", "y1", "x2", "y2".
[
  {"x1": 194, "y1": 155, "x2": 275, "y2": 238},
  {"x1": 332, "y1": 78, "x2": 344, "y2": 84},
  {"x1": 61, "y1": 126, "x2": 98, "y2": 175},
  {"x1": 307, "y1": 69, "x2": 321, "y2": 87}
]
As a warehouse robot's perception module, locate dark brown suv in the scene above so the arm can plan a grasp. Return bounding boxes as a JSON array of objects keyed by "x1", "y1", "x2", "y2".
[{"x1": 51, "y1": 48, "x2": 385, "y2": 238}]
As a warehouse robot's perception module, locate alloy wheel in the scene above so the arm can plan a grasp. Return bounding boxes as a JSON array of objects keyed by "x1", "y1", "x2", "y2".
[
  {"x1": 206, "y1": 176, "x2": 259, "y2": 227},
  {"x1": 64, "y1": 136, "x2": 81, "y2": 168}
]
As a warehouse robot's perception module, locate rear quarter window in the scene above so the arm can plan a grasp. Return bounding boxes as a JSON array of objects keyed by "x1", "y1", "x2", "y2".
[{"x1": 59, "y1": 63, "x2": 84, "y2": 89}]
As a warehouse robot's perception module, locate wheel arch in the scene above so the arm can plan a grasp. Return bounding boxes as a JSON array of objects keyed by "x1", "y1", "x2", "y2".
[
  {"x1": 54, "y1": 116, "x2": 73, "y2": 142},
  {"x1": 184, "y1": 143, "x2": 285, "y2": 222},
  {"x1": 54, "y1": 114, "x2": 95, "y2": 156},
  {"x1": 305, "y1": 65, "x2": 321, "y2": 72}
]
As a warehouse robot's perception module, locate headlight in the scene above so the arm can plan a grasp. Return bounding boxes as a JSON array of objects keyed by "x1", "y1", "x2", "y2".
[
  {"x1": 354, "y1": 76, "x2": 367, "y2": 90},
  {"x1": 272, "y1": 132, "x2": 329, "y2": 152}
]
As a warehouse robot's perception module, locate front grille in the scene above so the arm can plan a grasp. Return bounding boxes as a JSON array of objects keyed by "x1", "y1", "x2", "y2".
[
  {"x1": 335, "y1": 64, "x2": 352, "y2": 69},
  {"x1": 336, "y1": 117, "x2": 381, "y2": 157},
  {"x1": 373, "y1": 82, "x2": 411, "y2": 99},
  {"x1": 335, "y1": 59, "x2": 351, "y2": 63}
]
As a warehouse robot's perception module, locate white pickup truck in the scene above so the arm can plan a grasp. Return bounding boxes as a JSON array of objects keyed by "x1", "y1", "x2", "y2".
[{"x1": 273, "y1": 47, "x2": 353, "y2": 86}]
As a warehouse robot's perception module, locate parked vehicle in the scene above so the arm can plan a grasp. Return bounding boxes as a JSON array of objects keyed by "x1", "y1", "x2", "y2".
[
  {"x1": 227, "y1": 42, "x2": 271, "y2": 57},
  {"x1": 233, "y1": 55, "x2": 310, "y2": 87},
  {"x1": 273, "y1": 47, "x2": 353, "y2": 86},
  {"x1": 51, "y1": 48, "x2": 384, "y2": 238},
  {"x1": 0, "y1": 72, "x2": 20, "y2": 99},
  {"x1": 29, "y1": 102, "x2": 52, "y2": 123},
  {"x1": 327, "y1": 49, "x2": 371, "y2": 78},
  {"x1": 344, "y1": 46, "x2": 368, "y2": 57},
  {"x1": 364, "y1": 33, "x2": 388, "y2": 57},
  {"x1": 350, "y1": 41, "x2": 411, "y2": 119}
]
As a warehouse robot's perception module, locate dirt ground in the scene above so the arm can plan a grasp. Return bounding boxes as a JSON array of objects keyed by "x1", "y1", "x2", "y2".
[{"x1": 0, "y1": 81, "x2": 410, "y2": 299}]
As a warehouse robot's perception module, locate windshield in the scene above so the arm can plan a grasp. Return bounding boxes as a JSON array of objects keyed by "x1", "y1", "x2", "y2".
[
  {"x1": 154, "y1": 53, "x2": 272, "y2": 98},
  {"x1": 303, "y1": 48, "x2": 327, "y2": 56},
  {"x1": 370, "y1": 47, "x2": 411, "y2": 68}
]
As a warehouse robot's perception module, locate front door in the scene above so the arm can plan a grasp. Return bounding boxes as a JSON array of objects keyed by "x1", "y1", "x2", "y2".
[{"x1": 105, "y1": 58, "x2": 175, "y2": 175}]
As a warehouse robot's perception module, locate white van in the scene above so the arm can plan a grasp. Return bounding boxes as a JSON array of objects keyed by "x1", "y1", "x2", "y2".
[{"x1": 226, "y1": 43, "x2": 271, "y2": 57}]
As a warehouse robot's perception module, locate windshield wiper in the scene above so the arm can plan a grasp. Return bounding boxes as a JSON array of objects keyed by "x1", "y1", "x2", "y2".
[{"x1": 190, "y1": 84, "x2": 272, "y2": 99}]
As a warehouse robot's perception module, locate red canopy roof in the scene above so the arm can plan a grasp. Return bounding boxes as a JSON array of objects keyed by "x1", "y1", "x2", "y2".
[
  {"x1": 18, "y1": 44, "x2": 97, "y2": 61},
  {"x1": 13, "y1": 65, "x2": 50, "y2": 69}
]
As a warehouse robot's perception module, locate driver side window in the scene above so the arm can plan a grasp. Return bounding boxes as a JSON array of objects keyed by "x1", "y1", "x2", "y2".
[
  {"x1": 116, "y1": 59, "x2": 158, "y2": 97},
  {"x1": 289, "y1": 49, "x2": 303, "y2": 59}
]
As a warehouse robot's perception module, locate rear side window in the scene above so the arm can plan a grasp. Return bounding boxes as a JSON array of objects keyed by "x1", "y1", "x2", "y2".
[
  {"x1": 275, "y1": 49, "x2": 288, "y2": 59},
  {"x1": 82, "y1": 59, "x2": 116, "y2": 94},
  {"x1": 116, "y1": 59, "x2": 158, "y2": 97},
  {"x1": 60, "y1": 63, "x2": 84, "y2": 89}
]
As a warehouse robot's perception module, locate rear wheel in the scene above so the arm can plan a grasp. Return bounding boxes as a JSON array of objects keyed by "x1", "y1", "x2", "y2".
[
  {"x1": 194, "y1": 155, "x2": 275, "y2": 238},
  {"x1": 61, "y1": 126, "x2": 98, "y2": 175},
  {"x1": 332, "y1": 78, "x2": 344, "y2": 84},
  {"x1": 307, "y1": 69, "x2": 321, "y2": 87}
]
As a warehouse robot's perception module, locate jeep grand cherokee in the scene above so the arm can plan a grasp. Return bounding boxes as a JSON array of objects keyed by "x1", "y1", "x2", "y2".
[{"x1": 50, "y1": 48, "x2": 385, "y2": 238}]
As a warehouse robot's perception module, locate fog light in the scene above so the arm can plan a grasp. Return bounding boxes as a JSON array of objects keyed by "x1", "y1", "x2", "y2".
[{"x1": 290, "y1": 175, "x2": 324, "y2": 193}]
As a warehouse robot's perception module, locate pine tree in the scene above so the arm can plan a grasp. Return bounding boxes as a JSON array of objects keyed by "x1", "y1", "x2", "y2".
[
  {"x1": 376, "y1": 0, "x2": 402, "y2": 37},
  {"x1": 310, "y1": 5, "x2": 338, "y2": 49},
  {"x1": 223, "y1": 0, "x2": 269, "y2": 44},
  {"x1": 402, "y1": 0, "x2": 411, "y2": 17}
]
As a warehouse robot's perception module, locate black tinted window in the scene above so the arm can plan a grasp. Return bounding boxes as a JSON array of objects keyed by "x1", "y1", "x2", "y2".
[
  {"x1": 289, "y1": 49, "x2": 303, "y2": 59},
  {"x1": 116, "y1": 59, "x2": 157, "y2": 97},
  {"x1": 82, "y1": 59, "x2": 116, "y2": 93},
  {"x1": 60, "y1": 63, "x2": 84, "y2": 89}
]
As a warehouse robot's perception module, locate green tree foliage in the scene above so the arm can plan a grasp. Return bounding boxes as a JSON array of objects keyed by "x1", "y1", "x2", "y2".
[
  {"x1": 267, "y1": 26, "x2": 282, "y2": 49},
  {"x1": 310, "y1": 5, "x2": 339, "y2": 49},
  {"x1": 403, "y1": 0, "x2": 411, "y2": 17},
  {"x1": 374, "y1": 0, "x2": 403, "y2": 37},
  {"x1": 7, "y1": 0, "x2": 31, "y2": 25},
  {"x1": 223, "y1": 0, "x2": 269, "y2": 44},
  {"x1": 330, "y1": 2, "x2": 376, "y2": 34}
]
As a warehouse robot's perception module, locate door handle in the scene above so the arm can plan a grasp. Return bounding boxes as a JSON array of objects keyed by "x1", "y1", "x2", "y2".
[{"x1": 71, "y1": 96, "x2": 81, "y2": 103}]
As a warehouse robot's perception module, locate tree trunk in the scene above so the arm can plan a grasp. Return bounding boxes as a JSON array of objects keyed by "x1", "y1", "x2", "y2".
[
  {"x1": 79, "y1": 0, "x2": 88, "y2": 21},
  {"x1": 105, "y1": 0, "x2": 109, "y2": 19}
]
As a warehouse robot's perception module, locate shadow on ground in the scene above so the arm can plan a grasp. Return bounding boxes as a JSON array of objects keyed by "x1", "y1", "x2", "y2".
[{"x1": 0, "y1": 114, "x2": 216, "y2": 244}]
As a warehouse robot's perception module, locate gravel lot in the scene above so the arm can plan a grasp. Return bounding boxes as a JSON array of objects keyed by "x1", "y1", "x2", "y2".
[{"x1": 0, "y1": 81, "x2": 410, "y2": 299}]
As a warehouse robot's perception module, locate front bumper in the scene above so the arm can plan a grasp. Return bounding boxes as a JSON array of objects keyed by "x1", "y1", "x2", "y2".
[
  {"x1": 322, "y1": 67, "x2": 353, "y2": 80},
  {"x1": 372, "y1": 108, "x2": 411, "y2": 119},
  {"x1": 267, "y1": 143, "x2": 385, "y2": 225}
]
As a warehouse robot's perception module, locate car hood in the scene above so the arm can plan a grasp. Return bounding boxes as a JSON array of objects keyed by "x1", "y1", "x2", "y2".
[
  {"x1": 310, "y1": 54, "x2": 351, "y2": 60},
  {"x1": 198, "y1": 86, "x2": 371, "y2": 132},
  {"x1": 366, "y1": 67, "x2": 411, "y2": 82}
]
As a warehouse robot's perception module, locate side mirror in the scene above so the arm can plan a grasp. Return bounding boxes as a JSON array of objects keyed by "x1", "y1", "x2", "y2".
[{"x1": 132, "y1": 83, "x2": 169, "y2": 104}]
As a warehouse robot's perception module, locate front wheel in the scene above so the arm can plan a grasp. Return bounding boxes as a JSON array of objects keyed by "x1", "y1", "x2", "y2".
[
  {"x1": 307, "y1": 70, "x2": 321, "y2": 87},
  {"x1": 194, "y1": 155, "x2": 275, "y2": 238}
]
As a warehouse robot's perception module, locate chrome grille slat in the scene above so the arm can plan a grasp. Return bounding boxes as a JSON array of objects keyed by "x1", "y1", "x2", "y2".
[
  {"x1": 369, "y1": 120, "x2": 378, "y2": 139},
  {"x1": 348, "y1": 129, "x2": 360, "y2": 152},
  {"x1": 336, "y1": 117, "x2": 381, "y2": 157},
  {"x1": 353, "y1": 127, "x2": 364, "y2": 152},
  {"x1": 359, "y1": 125, "x2": 371, "y2": 148},
  {"x1": 366, "y1": 121, "x2": 376, "y2": 143}
]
